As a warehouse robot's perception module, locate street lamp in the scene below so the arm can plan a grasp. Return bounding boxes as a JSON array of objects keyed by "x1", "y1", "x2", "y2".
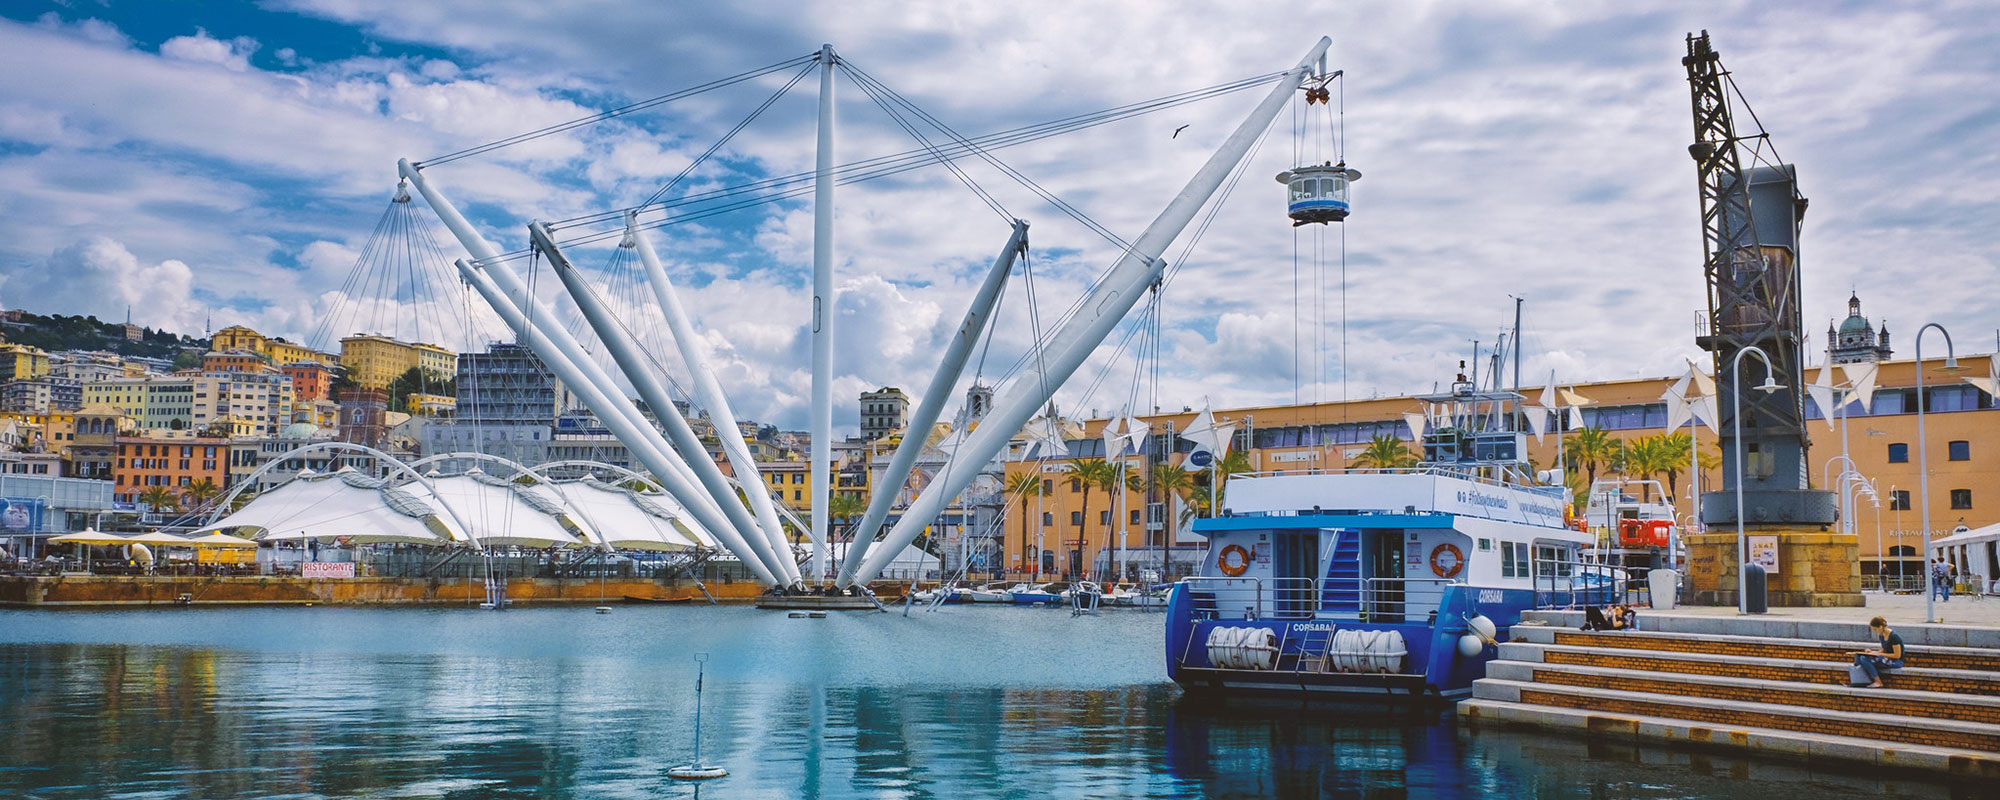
[
  {"x1": 1729, "y1": 345, "x2": 1785, "y2": 615},
  {"x1": 1915, "y1": 323, "x2": 1964, "y2": 623},
  {"x1": 1822, "y1": 454, "x2": 1858, "y2": 535}
]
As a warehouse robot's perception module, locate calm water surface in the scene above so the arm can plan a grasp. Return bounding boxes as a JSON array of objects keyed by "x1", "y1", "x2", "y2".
[{"x1": 0, "y1": 605, "x2": 1972, "y2": 799}]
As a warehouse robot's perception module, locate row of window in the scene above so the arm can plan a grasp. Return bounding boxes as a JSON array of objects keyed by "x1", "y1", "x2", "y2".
[
  {"x1": 1886, "y1": 440, "x2": 1972, "y2": 462},
  {"x1": 119, "y1": 445, "x2": 221, "y2": 458},
  {"x1": 1037, "y1": 509, "x2": 1145, "y2": 526},
  {"x1": 119, "y1": 458, "x2": 219, "y2": 472},
  {"x1": 1885, "y1": 488, "x2": 1976, "y2": 511}
]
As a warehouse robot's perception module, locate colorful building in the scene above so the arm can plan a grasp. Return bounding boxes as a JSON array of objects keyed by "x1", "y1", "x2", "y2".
[
  {"x1": 280, "y1": 360, "x2": 336, "y2": 404},
  {"x1": 210, "y1": 325, "x2": 338, "y2": 367},
  {"x1": 113, "y1": 435, "x2": 229, "y2": 507},
  {"x1": 340, "y1": 334, "x2": 456, "y2": 389},
  {"x1": 998, "y1": 353, "x2": 2000, "y2": 582},
  {"x1": 0, "y1": 343, "x2": 51, "y2": 382}
]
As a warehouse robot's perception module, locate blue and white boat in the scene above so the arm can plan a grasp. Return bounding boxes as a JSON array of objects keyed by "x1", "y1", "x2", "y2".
[{"x1": 1166, "y1": 375, "x2": 1610, "y2": 701}]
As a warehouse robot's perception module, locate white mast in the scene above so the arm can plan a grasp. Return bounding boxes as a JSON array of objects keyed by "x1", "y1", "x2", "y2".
[
  {"x1": 628, "y1": 216, "x2": 797, "y2": 583},
  {"x1": 835, "y1": 219, "x2": 1028, "y2": 587},
  {"x1": 531, "y1": 222, "x2": 799, "y2": 585},
  {"x1": 846, "y1": 36, "x2": 1335, "y2": 587},
  {"x1": 455, "y1": 258, "x2": 782, "y2": 585},
  {"x1": 809, "y1": 44, "x2": 837, "y2": 585}
]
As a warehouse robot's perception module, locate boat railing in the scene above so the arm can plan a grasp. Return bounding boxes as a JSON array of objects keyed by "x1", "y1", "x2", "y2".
[
  {"x1": 1360, "y1": 577, "x2": 1458, "y2": 622},
  {"x1": 1228, "y1": 465, "x2": 1561, "y2": 494},
  {"x1": 1532, "y1": 557, "x2": 1648, "y2": 609},
  {"x1": 1180, "y1": 575, "x2": 1262, "y2": 621}
]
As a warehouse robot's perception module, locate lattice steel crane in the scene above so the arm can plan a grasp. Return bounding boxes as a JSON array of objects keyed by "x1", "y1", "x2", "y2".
[{"x1": 1684, "y1": 30, "x2": 1836, "y2": 528}]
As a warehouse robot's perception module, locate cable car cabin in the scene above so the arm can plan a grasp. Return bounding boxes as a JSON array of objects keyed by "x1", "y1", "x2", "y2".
[{"x1": 1276, "y1": 163, "x2": 1360, "y2": 225}]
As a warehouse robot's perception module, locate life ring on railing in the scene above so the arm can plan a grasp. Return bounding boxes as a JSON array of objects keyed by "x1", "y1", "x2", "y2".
[
  {"x1": 1429, "y1": 543, "x2": 1464, "y2": 579},
  {"x1": 1217, "y1": 544, "x2": 1252, "y2": 577}
]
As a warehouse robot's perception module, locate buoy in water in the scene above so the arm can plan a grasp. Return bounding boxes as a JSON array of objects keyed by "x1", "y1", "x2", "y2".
[
  {"x1": 594, "y1": 606, "x2": 612, "y2": 614},
  {"x1": 667, "y1": 765, "x2": 728, "y2": 780}
]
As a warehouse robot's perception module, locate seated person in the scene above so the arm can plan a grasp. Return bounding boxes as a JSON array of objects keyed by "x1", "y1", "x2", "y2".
[{"x1": 1850, "y1": 616, "x2": 1905, "y2": 689}]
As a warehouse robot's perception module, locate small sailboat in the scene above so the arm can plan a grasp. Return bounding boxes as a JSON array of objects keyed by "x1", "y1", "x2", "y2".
[
  {"x1": 1004, "y1": 583, "x2": 1061, "y2": 605},
  {"x1": 667, "y1": 653, "x2": 727, "y2": 781}
]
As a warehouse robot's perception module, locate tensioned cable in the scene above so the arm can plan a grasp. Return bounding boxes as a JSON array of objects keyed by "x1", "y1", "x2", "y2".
[
  {"x1": 841, "y1": 59, "x2": 1012, "y2": 223},
  {"x1": 634, "y1": 61, "x2": 819, "y2": 213},
  {"x1": 418, "y1": 54, "x2": 819, "y2": 167},
  {"x1": 541, "y1": 71, "x2": 1281, "y2": 235}
]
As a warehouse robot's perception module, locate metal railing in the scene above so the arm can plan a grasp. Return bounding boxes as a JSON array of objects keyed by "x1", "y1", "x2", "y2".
[
  {"x1": 1532, "y1": 558, "x2": 1645, "y2": 609},
  {"x1": 1179, "y1": 575, "x2": 1462, "y2": 622}
]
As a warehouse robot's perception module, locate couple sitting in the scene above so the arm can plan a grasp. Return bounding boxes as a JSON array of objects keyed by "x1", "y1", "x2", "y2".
[{"x1": 1581, "y1": 604, "x2": 1639, "y2": 632}]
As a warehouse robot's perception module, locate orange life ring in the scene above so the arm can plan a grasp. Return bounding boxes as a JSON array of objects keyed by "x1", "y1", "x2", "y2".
[
  {"x1": 1430, "y1": 543, "x2": 1464, "y2": 579},
  {"x1": 1217, "y1": 544, "x2": 1252, "y2": 577}
]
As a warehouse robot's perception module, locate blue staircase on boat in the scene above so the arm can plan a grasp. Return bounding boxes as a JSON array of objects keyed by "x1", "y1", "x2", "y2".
[{"x1": 1320, "y1": 529, "x2": 1362, "y2": 618}]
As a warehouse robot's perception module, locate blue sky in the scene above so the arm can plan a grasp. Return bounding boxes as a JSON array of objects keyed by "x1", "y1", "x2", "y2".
[{"x1": 1, "y1": 1, "x2": 1996, "y2": 432}]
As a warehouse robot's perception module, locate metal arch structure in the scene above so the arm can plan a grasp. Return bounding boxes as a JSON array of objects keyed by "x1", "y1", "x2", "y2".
[
  {"x1": 402, "y1": 451, "x2": 614, "y2": 552},
  {"x1": 525, "y1": 459, "x2": 667, "y2": 493},
  {"x1": 200, "y1": 442, "x2": 482, "y2": 550}
]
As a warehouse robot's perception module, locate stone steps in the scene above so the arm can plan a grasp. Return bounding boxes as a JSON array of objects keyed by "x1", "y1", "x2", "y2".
[{"x1": 1463, "y1": 610, "x2": 2000, "y2": 773}]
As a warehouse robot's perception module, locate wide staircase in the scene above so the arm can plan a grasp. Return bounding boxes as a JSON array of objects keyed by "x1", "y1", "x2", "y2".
[{"x1": 1460, "y1": 610, "x2": 2000, "y2": 777}]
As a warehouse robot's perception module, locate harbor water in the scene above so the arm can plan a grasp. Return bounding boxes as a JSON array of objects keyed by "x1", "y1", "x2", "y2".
[{"x1": 0, "y1": 605, "x2": 1973, "y2": 799}]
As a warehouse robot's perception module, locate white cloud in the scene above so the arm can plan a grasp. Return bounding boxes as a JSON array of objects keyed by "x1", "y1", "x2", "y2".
[
  {"x1": 6, "y1": 237, "x2": 198, "y2": 331},
  {"x1": 160, "y1": 29, "x2": 261, "y2": 72}
]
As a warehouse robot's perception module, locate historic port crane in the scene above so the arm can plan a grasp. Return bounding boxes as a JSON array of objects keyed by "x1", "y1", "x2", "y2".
[{"x1": 1683, "y1": 31, "x2": 1838, "y2": 606}]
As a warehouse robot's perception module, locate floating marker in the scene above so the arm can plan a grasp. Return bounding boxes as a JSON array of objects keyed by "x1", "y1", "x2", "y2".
[{"x1": 667, "y1": 653, "x2": 727, "y2": 781}]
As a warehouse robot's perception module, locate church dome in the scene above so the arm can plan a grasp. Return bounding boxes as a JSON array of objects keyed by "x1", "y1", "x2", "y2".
[{"x1": 1838, "y1": 313, "x2": 1870, "y2": 334}]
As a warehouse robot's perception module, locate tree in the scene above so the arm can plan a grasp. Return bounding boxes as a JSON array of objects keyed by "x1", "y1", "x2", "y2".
[
  {"x1": 1005, "y1": 472, "x2": 1045, "y2": 575},
  {"x1": 137, "y1": 486, "x2": 179, "y2": 513},
  {"x1": 1153, "y1": 463, "x2": 1194, "y2": 544},
  {"x1": 1086, "y1": 460, "x2": 1142, "y2": 579},
  {"x1": 827, "y1": 492, "x2": 867, "y2": 543},
  {"x1": 1564, "y1": 426, "x2": 1617, "y2": 489},
  {"x1": 387, "y1": 366, "x2": 455, "y2": 412},
  {"x1": 1624, "y1": 434, "x2": 1676, "y2": 502},
  {"x1": 1653, "y1": 431, "x2": 1694, "y2": 502},
  {"x1": 182, "y1": 478, "x2": 223, "y2": 510},
  {"x1": 1349, "y1": 434, "x2": 1418, "y2": 470},
  {"x1": 1071, "y1": 459, "x2": 1118, "y2": 578}
]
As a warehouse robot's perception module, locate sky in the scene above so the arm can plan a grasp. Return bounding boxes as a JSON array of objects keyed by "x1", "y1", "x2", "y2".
[{"x1": 1, "y1": 1, "x2": 1996, "y2": 434}]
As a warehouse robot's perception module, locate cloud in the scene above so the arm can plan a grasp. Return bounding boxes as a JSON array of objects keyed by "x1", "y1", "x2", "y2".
[
  {"x1": 160, "y1": 29, "x2": 262, "y2": 72},
  {"x1": 6, "y1": 237, "x2": 198, "y2": 330}
]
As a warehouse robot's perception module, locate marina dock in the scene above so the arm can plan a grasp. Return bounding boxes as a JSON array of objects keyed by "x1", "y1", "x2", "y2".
[{"x1": 1461, "y1": 605, "x2": 2000, "y2": 778}]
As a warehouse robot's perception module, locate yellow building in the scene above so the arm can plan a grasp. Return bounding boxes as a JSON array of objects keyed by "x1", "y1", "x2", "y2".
[
  {"x1": 1001, "y1": 354, "x2": 2000, "y2": 582},
  {"x1": 0, "y1": 343, "x2": 51, "y2": 381},
  {"x1": 209, "y1": 325, "x2": 339, "y2": 367},
  {"x1": 339, "y1": 335, "x2": 456, "y2": 390}
]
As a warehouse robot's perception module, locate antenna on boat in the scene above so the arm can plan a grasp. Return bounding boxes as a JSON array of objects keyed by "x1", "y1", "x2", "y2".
[{"x1": 667, "y1": 653, "x2": 727, "y2": 781}]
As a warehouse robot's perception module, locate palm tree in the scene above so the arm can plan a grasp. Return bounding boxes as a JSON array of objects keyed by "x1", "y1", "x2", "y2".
[
  {"x1": 1653, "y1": 431, "x2": 1694, "y2": 502},
  {"x1": 1624, "y1": 434, "x2": 1675, "y2": 502},
  {"x1": 1005, "y1": 472, "x2": 1044, "y2": 575},
  {"x1": 1564, "y1": 426, "x2": 1617, "y2": 489},
  {"x1": 1349, "y1": 434, "x2": 1418, "y2": 470},
  {"x1": 1153, "y1": 463, "x2": 1194, "y2": 547},
  {"x1": 182, "y1": 478, "x2": 223, "y2": 510},
  {"x1": 138, "y1": 486, "x2": 179, "y2": 514},
  {"x1": 1071, "y1": 459, "x2": 1118, "y2": 578}
]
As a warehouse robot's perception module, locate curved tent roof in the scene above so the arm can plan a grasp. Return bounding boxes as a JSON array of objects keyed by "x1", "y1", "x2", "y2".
[
  {"x1": 536, "y1": 476, "x2": 707, "y2": 551},
  {"x1": 428, "y1": 470, "x2": 585, "y2": 549},
  {"x1": 195, "y1": 468, "x2": 460, "y2": 546}
]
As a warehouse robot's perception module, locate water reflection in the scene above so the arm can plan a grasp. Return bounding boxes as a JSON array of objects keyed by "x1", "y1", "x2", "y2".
[{"x1": 0, "y1": 608, "x2": 1979, "y2": 799}]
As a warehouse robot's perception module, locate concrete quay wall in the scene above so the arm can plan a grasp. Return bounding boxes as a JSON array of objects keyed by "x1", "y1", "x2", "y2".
[{"x1": 0, "y1": 574, "x2": 787, "y2": 607}]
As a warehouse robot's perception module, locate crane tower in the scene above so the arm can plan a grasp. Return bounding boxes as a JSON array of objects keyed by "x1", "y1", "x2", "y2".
[{"x1": 1684, "y1": 31, "x2": 1836, "y2": 529}]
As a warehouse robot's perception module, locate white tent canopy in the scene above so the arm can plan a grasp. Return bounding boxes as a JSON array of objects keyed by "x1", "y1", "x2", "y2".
[
  {"x1": 537, "y1": 476, "x2": 711, "y2": 551},
  {"x1": 427, "y1": 470, "x2": 584, "y2": 549},
  {"x1": 196, "y1": 467, "x2": 460, "y2": 546}
]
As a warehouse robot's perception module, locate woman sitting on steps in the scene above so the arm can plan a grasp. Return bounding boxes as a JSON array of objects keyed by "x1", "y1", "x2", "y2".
[{"x1": 1850, "y1": 616, "x2": 1905, "y2": 689}]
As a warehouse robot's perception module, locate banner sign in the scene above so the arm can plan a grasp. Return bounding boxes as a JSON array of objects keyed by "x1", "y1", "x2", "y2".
[
  {"x1": 0, "y1": 497, "x2": 46, "y2": 532},
  {"x1": 301, "y1": 561, "x2": 355, "y2": 579},
  {"x1": 1748, "y1": 535, "x2": 1780, "y2": 574}
]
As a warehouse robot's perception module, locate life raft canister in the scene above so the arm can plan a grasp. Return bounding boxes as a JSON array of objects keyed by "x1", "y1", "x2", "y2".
[
  {"x1": 1217, "y1": 544, "x2": 1252, "y2": 577},
  {"x1": 1430, "y1": 543, "x2": 1464, "y2": 579}
]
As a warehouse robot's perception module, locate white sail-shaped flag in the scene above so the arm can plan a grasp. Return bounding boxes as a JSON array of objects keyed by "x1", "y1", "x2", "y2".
[
  {"x1": 1966, "y1": 354, "x2": 2000, "y2": 402},
  {"x1": 1807, "y1": 362, "x2": 1839, "y2": 430},
  {"x1": 1405, "y1": 411, "x2": 1430, "y2": 441},
  {"x1": 1100, "y1": 416, "x2": 1125, "y2": 459},
  {"x1": 1842, "y1": 361, "x2": 1880, "y2": 413},
  {"x1": 1693, "y1": 394, "x2": 1720, "y2": 433},
  {"x1": 1539, "y1": 374, "x2": 1559, "y2": 410},
  {"x1": 1122, "y1": 415, "x2": 1151, "y2": 454},
  {"x1": 1209, "y1": 421, "x2": 1239, "y2": 458},
  {"x1": 1026, "y1": 416, "x2": 1068, "y2": 460},
  {"x1": 1180, "y1": 406, "x2": 1222, "y2": 454},
  {"x1": 1522, "y1": 406, "x2": 1548, "y2": 442},
  {"x1": 1662, "y1": 382, "x2": 1693, "y2": 433}
]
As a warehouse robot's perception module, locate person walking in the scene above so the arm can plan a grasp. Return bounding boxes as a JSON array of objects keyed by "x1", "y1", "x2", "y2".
[{"x1": 1933, "y1": 559, "x2": 1953, "y2": 603}]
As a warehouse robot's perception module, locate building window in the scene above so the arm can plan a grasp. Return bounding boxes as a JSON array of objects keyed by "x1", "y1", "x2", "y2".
[
  {"x1": 1042, "y1": 479, "x2": 1052, "y2": 494},
  {"x1": 1951, "y1": 489, "x2": 1972, "y2": 510},
  {"x1": 1130, "y1": 509, "x2": 1140, "y2": 525},
  {"x1": 1887, "y1": 443, "x2": 1909, "y2": 463},
  {"x1": 1069, "y1": 478, "x2": 1080, "y2": 493},
  {"x1": 1042, "y1": 512, "x2": 1053, "y2": 527},
  {"x1": 1890, "y1": 490, "x2": 1910, "y2": 511},
  {"x1": 1948, "y1": 440, "x2": 1970, "y2": 461},
  {"x1": 1100, "y1": 510, "x2": 1111, "y2": 525},
  {"x1": 1070, "y1": 511, "x2": 1083, "y2": 526}
]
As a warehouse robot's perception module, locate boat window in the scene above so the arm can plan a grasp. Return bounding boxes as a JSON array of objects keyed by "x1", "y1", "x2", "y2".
[
  {"x1": 1290, "y1": 178, "x2": 1312, "y2": 203},
  {"x1": 1477, "y1": 538, "x2": 1492, "y2": 551}
]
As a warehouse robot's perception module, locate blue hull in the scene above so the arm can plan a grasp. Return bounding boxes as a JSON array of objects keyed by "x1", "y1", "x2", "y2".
[{"x1": 1165, "y1": 583, "x2": 1608, "y2": 700}]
